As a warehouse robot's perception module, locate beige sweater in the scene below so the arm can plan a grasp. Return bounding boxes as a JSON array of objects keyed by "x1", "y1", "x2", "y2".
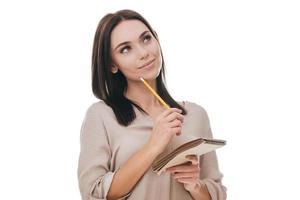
[{"x1": 77, "y1": 100, "x2": 227, "y2": 200}]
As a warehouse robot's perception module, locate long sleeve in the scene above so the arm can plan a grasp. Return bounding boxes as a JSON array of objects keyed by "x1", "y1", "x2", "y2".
[
  {"x1": 199, "y1": 108, "x2": 227, "y2": 200},
  {"x1": 77, "y1": 104, "x2": 130, "y2": 200}
]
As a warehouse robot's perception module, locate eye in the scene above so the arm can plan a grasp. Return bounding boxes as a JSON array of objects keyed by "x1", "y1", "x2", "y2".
[
  {"x1": 120, "y1": 46, "x2": 131, "y2": 54},
  {"x1": 143, "y1": 34, "x2": 152, "y2": 43}
]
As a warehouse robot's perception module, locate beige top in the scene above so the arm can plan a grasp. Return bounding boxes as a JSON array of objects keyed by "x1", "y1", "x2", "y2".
[{"x1": 77, "y1": 100, "x2": 227, "y2": 200}]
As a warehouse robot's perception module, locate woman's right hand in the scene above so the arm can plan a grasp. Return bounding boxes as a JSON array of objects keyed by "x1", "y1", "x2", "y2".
[{"x1": 146, "y1": 108, "x2": 184, "y2": 156}]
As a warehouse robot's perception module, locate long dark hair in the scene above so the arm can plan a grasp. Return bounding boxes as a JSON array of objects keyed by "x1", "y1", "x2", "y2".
[{"x1": 91, "y1": 9, "x2": 187, "y2": 126}]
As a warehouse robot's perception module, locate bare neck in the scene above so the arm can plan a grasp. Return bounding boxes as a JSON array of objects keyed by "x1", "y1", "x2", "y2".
[{"x1": 125, "y1": 79, "x2": 162, "y2": 110}]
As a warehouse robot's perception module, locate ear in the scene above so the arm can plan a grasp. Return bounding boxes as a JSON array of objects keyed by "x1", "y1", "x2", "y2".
[{"x1": 111, "y1": 64, "x2": 119, "y2": 74}]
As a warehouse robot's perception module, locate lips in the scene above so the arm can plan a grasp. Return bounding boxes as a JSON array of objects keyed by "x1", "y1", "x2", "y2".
[{"x1": 139, "y1": 59, "x2": 155, "y2": 69}]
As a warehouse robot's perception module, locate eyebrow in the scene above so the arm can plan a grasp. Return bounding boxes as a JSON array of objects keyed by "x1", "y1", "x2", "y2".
[{"x1": 113, "y1": 30, "x2": 150, "y2": 51}]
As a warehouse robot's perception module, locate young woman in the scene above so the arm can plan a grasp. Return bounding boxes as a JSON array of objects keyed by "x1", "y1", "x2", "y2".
[{"x1": 77, "y1": 9, "x2": 227, "y2": 200}]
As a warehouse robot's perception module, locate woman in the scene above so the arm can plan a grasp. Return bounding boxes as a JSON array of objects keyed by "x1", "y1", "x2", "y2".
[{"x1": 77, "y1": 9, "x2": 227, "y2": 200}]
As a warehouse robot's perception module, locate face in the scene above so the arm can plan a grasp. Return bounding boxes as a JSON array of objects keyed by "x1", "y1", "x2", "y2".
[{"x1": 110, "y1": 20, "x2": 162, "y2": 81}]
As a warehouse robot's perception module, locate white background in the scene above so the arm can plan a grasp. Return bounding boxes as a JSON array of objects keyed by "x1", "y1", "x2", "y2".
[{"x1": 0, "y1": 0, "x2": 299, "y2": 199}]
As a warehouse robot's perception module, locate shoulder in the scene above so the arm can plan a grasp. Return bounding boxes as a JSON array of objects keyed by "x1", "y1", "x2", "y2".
[
  {"x1": 184, "y1": 100, "x2": 208, "y2": 114},
  {"x1": 183, "y1": 100, "x2": 210, "y2": 122},
  {"x1": 84, "y1": 100, "x2": 114, "y2": 119}
]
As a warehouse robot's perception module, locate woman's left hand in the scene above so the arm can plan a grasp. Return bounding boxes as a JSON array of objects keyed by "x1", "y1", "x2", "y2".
[{"x1": 166, "y1": 155, "x2": 200, "y2": 192}]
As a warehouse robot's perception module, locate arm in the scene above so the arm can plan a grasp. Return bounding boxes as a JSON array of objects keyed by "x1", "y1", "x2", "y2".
[
  {"x1": 78, "y1": 104, "x2": 132, "y2": 200},
  {"x1": 170, "y1": 147, "x2": 226, "y2": 200},
  {"x1": 78, "y1": 105, "x2": 183, "y2": 200},
  {"x1": 197, "y1": 108, "x2": 227, "y2": 200},
  {"x1": 166, "y1": 156, "x2": 212, "y2": 200},
  {"x1": 158, "y1": 105, "x2": 226, "y2": 200},
  {"x1": 107, "y1": 108, "x2": 183, "y2": 199},
  {"x1": 189, "y1": 181, "x2": 212, "y2": 200},
  {"x1": 106, "y1": 144, "x2": 159, "y2": 199}
]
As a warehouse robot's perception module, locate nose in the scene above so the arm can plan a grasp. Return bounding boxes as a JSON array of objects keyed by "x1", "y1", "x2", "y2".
[{"x1": 137, "y1": 45, "x2": 149, "y2": 60}]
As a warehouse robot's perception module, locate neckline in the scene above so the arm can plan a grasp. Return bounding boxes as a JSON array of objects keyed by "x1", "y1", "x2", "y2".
[
  {"x1": 133, "y1": 106, "x2": 155, "y2": 122},
  {"x1": 134, "y1": 101, "x2": 187, "y2": 122}
]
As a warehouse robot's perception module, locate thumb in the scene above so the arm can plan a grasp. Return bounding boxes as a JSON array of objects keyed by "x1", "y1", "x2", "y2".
[{"x1": 185, "y1": 155, "x2": 199, "y2": 165}]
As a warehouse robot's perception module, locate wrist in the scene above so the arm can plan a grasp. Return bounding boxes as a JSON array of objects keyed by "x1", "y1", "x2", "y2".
[
  {"x1": 143, "y1": 143, "x2": 161, "y2": 159},
  {"x1": 187, "y1": 181, "x2": 201, "y2": 193},
  {"x1": 188, "y1": 180, "x2": 211, "y2": 200}
]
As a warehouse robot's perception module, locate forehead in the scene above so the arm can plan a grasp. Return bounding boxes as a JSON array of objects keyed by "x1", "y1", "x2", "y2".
[{"x1": 111, "y1": 20, "x2": 150, "y2": 47}]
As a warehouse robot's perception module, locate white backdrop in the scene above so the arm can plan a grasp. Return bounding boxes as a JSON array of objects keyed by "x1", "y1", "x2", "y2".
[{"x1": 0, "y1": 0, "x2": 299, "y2": 199}]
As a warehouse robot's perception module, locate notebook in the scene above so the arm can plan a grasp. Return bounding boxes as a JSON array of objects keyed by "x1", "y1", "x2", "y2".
[{"x1": 152, "y1": 138, "x2": 226, "y2": 175}]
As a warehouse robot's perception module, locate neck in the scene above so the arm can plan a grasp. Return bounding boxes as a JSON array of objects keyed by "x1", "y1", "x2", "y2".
[{"x1": 125, "y1": 79, "x2": 162, "y2": 110}]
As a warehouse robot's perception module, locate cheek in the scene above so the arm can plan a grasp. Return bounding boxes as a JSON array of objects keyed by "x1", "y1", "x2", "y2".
[
  {"x1": 114, "y1": 54, "x2": 136, "y2": 70},
  {"x1": 155, "y1": 51, "x2": 163, "y2": 70},
  {"x1": 114, "y1": 56, "x2": 139, "y2": 79},
  {"x1": 144, "y1": 42, "x2": 162, "y2": 67},
  {"x1": 152, "y1": 43, "x2": 162, "y2": 64},
  {"x1": 150, "y1": 41, "x2": 161, "y2": 55}
]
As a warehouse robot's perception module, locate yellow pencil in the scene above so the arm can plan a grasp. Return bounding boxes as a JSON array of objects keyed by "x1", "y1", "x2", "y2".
[{"x1": 139, "y1": 77, "x2": 170, "y2": 109}]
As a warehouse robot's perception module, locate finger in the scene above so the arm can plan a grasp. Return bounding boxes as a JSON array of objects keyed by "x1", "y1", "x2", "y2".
[
  {"x1": 185, "y1": 155, "x2": 198, "y2": 161},
  {"x1": 176, "y1": 178, "x2": 198, "y2": 184},
  {"x1": 167, "y1": 164, "x2": 199, "y2": 173},
  {"x1": 165, "y1": 112, "x2": 184, "y2": 123},
  {"x1": 169, "y1": 119, "x2": 182, "y2": 128},
  {"x1": 172, "y1": 126, "x2": 182, "y2": 136},
  {"x1": 161, "y1": 108, "x2": 182, "y2": 119},
  {"x1": 166, "y1": 162, "x2": 189, "y2": 171},
  {"x1": 173, "y1": 172, "x2": 199, "y2": 179},
  {"x1": 185, "y1": 155, "x2": 199, "y2": 165}
]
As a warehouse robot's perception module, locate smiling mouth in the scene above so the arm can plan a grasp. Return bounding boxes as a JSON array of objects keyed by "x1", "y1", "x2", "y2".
[{"x1": 139, "y1": 59, "x2": 155, "y2": 69}]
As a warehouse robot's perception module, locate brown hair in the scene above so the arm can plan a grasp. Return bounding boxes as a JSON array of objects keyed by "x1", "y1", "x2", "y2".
[{"x1": 91, "y1": 9, "x2": 187, "y2": 126}]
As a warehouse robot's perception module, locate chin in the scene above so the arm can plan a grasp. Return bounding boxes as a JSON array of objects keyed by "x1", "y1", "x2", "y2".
[{"x1": 141, "y1": 67, "x2": 161, "y2": 80}]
